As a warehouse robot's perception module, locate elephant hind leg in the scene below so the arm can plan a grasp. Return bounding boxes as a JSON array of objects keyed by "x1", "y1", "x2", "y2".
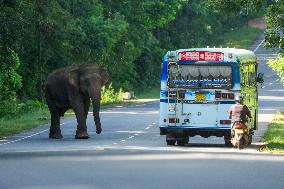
[{"x1": 49, "y1": 108, "x2": 63, "y2": 139}]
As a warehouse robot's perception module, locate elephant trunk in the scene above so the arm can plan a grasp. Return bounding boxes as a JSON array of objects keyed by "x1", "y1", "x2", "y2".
[{"x1": 90, "y1": 91, "x2": 102, "y2": 134}]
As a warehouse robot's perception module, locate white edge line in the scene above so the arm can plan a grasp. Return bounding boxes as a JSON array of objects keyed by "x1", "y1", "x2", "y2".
[
  {"x1": 0, "y1": 129, "x2": 49, "y2": 146},
  {"x1": 0, "y1": 119, "x2": 76, "y2": 146},
  {"x1": 253, "y1": 39, "x2": 265, "y2": 53}
]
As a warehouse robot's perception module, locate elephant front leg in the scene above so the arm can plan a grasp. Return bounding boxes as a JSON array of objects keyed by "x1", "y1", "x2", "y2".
[
  {"x1": 49, "y1": 109, "x2": 63, "y2": 139},
  {"x1": 73, "y1": 102, "x2": 89, "y2": 139},
  {"x1": 92, "y1": 97, "x2": 102, "y2": 134}
]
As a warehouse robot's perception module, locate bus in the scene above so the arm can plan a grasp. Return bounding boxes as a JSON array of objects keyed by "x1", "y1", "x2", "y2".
[{"x1": 159, "y1": 48, "x2": 263, "y2": 146}]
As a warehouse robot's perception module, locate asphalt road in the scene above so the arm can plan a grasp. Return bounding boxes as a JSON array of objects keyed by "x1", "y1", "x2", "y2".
[{"x1": 0, "y1": 34, "x2": 284, "y2": 189}]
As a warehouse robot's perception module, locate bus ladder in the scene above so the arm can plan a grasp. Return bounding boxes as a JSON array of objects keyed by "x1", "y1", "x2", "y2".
[{"x1": 167, "y1": 63, "x2": 180, "y2": 127}]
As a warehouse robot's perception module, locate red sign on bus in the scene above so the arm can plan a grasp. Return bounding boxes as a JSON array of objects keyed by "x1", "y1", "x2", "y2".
[{"x1": 179, "y1": 51, "x2": 223, "y2": 61}]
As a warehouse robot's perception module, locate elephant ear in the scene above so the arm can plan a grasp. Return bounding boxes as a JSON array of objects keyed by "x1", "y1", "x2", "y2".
[
  {"x1": 68, "y1": 68, "x2": 80, "y2": 90},
  {"x1": 100, "y1": 66, "x2": 110, "y2": 86}
]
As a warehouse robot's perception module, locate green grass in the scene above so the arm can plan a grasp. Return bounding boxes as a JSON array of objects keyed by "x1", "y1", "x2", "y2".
[
  {"x1": 218, "y1": 27, "x2": 263, "y2": 49},
  {"x1": 261, "y1": 114, "x2": 284, "y2": 153},
  {"x1": 0, "y1": 109, "x2": 50, "y2": 138},
  {"x1": 135, "y1": 86, "x2": 160, "y2": 99}
]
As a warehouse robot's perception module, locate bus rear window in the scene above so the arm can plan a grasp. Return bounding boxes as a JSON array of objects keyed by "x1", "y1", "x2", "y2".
[{"x1": 168, "y1": 64, "x2": 232, "y2": 89}]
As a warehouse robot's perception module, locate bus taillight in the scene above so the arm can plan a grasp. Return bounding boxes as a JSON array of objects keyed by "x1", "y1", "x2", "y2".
[
  {"x1": 221, "y1": 93, "x2": 228, "y2": 99},
  {"x1": 169, "y1": 118, "x2": 179, "y2": 123},
  {"x1": 215, "y1": 93, "x2": 221, "y2": 99},
  {"x1": 228, "y1": 93, "x2": 234, "y2": 99},
  {"x1": 215, "y1": 93, "x2": 234, "y2": 99}
]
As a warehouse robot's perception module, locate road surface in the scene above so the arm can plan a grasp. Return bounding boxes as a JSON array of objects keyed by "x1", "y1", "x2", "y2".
[{"x1": 0, "y1": 35, "x2": 284, "y2": 189}]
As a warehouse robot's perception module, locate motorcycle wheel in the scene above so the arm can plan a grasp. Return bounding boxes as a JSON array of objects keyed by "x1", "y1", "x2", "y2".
[
  {"x1": 248, "y1": 134, "x2": 252, "y2": 145},
  {"x1": 236, "y1": 136, "x2": 244, "y2": 150}
]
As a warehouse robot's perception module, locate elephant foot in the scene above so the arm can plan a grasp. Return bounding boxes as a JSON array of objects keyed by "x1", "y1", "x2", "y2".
[
  {"x1": 75, "y1": 130, "x2": 89, "y2": 139},
  {"x1": 96, "y1": 127, "x2": 102, "y2": 134},
  {"x1": 49, "y1": 132, "x2": 63, "y2": 139}
]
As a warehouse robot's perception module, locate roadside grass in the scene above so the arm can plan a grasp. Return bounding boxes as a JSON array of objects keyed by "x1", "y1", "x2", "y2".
[
  {"x1": 0, "y1": 109, "x2": 50, "y2": 139},
  {"x1": 135, "y1": 86, "x2": 160, "y2": 99},
  {"x1": 260, "y1": 113, "x2": 284, "y2": 153},
  {"x1": 218, "y1": 27, "x2": 263, "y2": 49}
]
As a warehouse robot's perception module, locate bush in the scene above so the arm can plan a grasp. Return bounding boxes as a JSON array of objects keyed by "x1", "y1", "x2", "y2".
[
  {"x1": 101, "y1": 83, "x2": 123, "y2": 105},
  {"x1": 18, "y1": 100, "x2": 46, "y2": 113},
  {"x1": 0, "y1": 49, "x2": 22, "y2": 117}
]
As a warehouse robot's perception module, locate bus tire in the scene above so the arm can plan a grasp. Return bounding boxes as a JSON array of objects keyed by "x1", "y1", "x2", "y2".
[
  {"x1": 177, "y1": 137, "x2": 189, "y2": 146},
  {"x1": 224, "y1": 135, "x2": 232, "y2": 147},
  {"x1": 225, "y1": 140, "x2": 232, "y2": 147},
  {"x1": 166, "y1": 140, "x2": 176, "y2": 146}
]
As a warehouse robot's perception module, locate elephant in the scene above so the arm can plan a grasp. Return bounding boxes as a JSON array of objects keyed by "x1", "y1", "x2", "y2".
[{"x1": 45, "y1": 63, "x2": 110, "y2": 139}]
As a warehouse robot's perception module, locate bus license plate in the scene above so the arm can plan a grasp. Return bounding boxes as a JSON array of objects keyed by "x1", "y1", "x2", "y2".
[{"x1": 195, "y1": 93, "x2": 206, "y2": 101}]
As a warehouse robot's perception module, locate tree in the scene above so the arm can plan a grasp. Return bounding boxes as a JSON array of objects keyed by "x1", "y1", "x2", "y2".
[
  {"x1": 264, "y1": 1, "x2": 284, "y2": 83},
  {"x1": 0, "y1": 1, "x2": 22, "y2": 116}
]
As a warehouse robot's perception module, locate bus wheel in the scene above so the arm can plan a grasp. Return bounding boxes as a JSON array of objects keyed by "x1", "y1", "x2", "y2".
[
  {"x1": 225, "y1": 140, "x2": 232, "y2": 147},
  {"x1": 177, "y1": 137, "x2": 189, "y2": 146},
  {"x1": 166, "y1": 134, "x2": 176, "y2": 146},
  {"x1": 166, "y1": 140, "x2": 176, "y2": 146}
]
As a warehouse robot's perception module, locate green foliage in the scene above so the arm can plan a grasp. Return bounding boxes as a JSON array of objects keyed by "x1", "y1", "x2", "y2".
[
  {"x1": 207, "y1": 0, "x2": 264, "y2": 15},
  {"x1": 18, "y1": 100, "x2": 46, "y2": 113},
  {"x1": 101, "y1": 83, "x2": 123, "y2": 105},
  {"x1": 267, "y1": 56, "x2": 284, "y2": 83},
  {"x1": 264, "y1": 1, "x2": 284, "y2": 85},
  {"x1": 264, "y1": 1, "x2": 284, "y2": 50},
  {"x1": 135, "y1": 87, "x2": 160, "y2": 99},
  {"x1": 0, "y1": 49, "x2": 22, "y2": 117}
]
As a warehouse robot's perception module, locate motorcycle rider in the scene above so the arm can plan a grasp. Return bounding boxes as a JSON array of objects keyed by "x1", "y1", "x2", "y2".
[{"x1": 228, "y1": 96, "x2": 252, "y2": 128}]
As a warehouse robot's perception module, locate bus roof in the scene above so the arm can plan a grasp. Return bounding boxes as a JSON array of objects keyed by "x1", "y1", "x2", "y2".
[{"x1": 166, "y1": 48, "x2": 256, "y2": 64}]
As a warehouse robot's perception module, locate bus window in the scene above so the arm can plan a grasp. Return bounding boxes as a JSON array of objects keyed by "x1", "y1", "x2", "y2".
[{"x1": 168, "y1": 64, "x2": 233, "y2": 89}]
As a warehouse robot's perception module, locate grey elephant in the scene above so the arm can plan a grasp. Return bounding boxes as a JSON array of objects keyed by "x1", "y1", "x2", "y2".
[{"x1": 45, "y1": 64, "x2": 110, "y2": 139}]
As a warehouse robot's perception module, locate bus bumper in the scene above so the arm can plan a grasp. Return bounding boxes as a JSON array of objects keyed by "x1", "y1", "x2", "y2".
[{"x1": 159, "y1": 126, "x2": 231, "y2": 138}]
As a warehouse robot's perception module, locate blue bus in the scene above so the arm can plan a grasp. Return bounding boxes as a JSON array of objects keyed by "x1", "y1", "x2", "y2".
[{"x1": 159, "y1": 48, "x2": 263, "y2": 146}]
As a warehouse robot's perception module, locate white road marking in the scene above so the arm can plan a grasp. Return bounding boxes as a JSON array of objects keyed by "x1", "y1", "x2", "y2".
[
  {"x1": 253, "y1": 39, "x2": 265, "y2": 53},
  {"x1": 145, "y1": 127, "x2": 150, "y2": 130},
  {"x1": 116, "y1": 131, "x2": 146, "y2": 134},
  {"x1": 259, "y1": 96, "x2": 284, "y2": 100},
  {"x1": 0, "y1": 119, "x2": 76, "y2": 146},
  {"x1": 95, "y1": 111, "x2": 159, "y2": 115},
  {"x1": 0, "y1": 129, "x2": 49, "y2": 146},
  {"x1": 121, "y1": 140, "x2": 126, "y2": 142},
  {"x1": 128, "y1": 136, "x2": 135, "y2": 139}
]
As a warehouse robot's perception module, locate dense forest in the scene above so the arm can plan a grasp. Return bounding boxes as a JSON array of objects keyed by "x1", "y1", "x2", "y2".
[{"x1": 0, "y1": 0, "x2": 278, "y2": 118}]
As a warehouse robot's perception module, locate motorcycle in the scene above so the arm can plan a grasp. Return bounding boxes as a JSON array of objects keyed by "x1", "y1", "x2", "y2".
[{"x1": 230, "y1": 121, "x2": 251, "y2": 149}]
